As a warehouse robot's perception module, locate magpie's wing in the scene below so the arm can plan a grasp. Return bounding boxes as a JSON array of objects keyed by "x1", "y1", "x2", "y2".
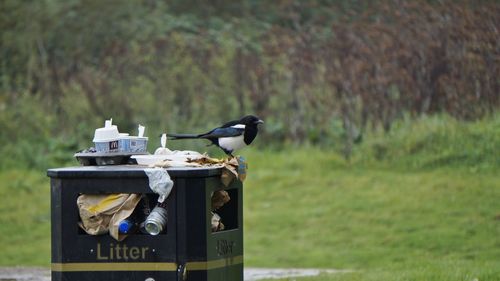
[{"x1": 200, "y1": 126, "x2": 244, "y2": 139}]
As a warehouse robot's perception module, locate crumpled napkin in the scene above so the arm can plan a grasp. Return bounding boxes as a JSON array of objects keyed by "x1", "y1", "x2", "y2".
[{"x1": 144, "y1": 168, "x2": 174, "y2": 203}]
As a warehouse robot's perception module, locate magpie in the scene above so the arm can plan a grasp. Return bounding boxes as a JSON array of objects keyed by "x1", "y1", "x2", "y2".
[{"x1": 167, "y1": 115, "x2": 264, "y2": 156}]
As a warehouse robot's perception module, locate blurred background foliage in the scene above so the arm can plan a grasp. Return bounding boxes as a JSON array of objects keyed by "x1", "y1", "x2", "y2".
[{"x1": 0, "y1": 0, "x2": 498, "y2": 170}]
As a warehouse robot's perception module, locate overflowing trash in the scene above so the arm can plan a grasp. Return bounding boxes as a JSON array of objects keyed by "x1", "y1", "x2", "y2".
[
  {"x1": 75, "y1": 118, "x2": 249, "y2": 172},
  {"x1": 75, "y1": 118, "x2": 247, "y2": 240}
]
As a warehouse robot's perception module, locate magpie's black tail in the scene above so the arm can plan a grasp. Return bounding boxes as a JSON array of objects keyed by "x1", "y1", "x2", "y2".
[{"x1": 167, "y1": 133, "x2": 202, "y2": 140}]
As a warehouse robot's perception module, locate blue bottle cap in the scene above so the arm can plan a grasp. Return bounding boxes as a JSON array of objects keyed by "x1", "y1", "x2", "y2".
[{"x1": 118, "y1": 220, "x2": 132, "y2": 234}]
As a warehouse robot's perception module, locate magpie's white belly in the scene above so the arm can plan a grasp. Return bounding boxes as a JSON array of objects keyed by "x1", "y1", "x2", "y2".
[{"x1": 218, "y1": 135, "x2": 246, "y2": 152}]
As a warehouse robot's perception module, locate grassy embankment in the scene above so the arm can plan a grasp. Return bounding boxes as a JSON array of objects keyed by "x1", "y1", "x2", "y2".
[{"x1": 0, "y1": 115, "x2": 498, "y2": 280}]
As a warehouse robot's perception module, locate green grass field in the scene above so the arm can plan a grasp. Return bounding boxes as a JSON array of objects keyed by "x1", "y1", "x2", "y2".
[
  {"x1": 0, "y1": 116, "x2": 498, "y2": 280},
  {"x1": 244, "y1": 149, "x2": 500, "y2": 280},
  {"x1": 0, "y1": 170, "x2": 51, "y2": 265}
]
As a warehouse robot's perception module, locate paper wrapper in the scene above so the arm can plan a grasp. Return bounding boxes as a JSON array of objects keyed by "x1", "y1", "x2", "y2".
[
  {"x1": 211, "y1": 190, "x2": 230, "y2": 211},
  {"x1": 211, "y1": 212, "x2": 225, "y2": 232},
  {"x1": 77, "y1": 193, "x2": 141, "y2": 241}
]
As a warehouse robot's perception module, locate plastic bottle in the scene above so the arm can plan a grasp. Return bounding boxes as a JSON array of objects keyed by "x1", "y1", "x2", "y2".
[
  {"x1": 118, "y1": 218, "x2": 136, "y2": 234},
  {"x1": 118, "y1": 195, "x2": 151, "y2": 235}
]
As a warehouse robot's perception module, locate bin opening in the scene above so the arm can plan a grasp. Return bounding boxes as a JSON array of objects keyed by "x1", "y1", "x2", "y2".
[
  {"x1": 77, "y1": 193, "x2": 168, "y2": 239},
  {"x1": 211, "y1": 188, "x2": 239, "y2": 232}
]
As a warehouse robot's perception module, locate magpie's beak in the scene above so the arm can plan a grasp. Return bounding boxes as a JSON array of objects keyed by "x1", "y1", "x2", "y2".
[{"x1": 255, "y1": 119, "x2": 264, "y2": 124}]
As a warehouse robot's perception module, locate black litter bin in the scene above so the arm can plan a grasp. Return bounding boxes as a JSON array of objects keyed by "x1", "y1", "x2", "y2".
[{"x1": 47, "y1": 165, "x2": 243, "y2": 281}]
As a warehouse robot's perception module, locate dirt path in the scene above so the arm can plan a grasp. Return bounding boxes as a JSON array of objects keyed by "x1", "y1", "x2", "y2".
[
  {"x1": 0, "y1": 267, "x2": 350, "y2": 281},
  {"x1": 0, "y1": 267, "x2": 50, "y2": 281},
  {"x1": 244, "y1": 268, "x2": 352, "y2": 280}
]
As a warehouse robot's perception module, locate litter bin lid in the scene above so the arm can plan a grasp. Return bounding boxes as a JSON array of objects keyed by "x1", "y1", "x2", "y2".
[{"x1": 47, "y1": 165, "x2": 223, "y2": 178}]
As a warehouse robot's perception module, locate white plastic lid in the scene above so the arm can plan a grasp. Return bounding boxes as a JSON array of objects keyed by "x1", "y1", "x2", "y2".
[{"x1": 93, "y1": 120, "x2": 120, "y2": 142}]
